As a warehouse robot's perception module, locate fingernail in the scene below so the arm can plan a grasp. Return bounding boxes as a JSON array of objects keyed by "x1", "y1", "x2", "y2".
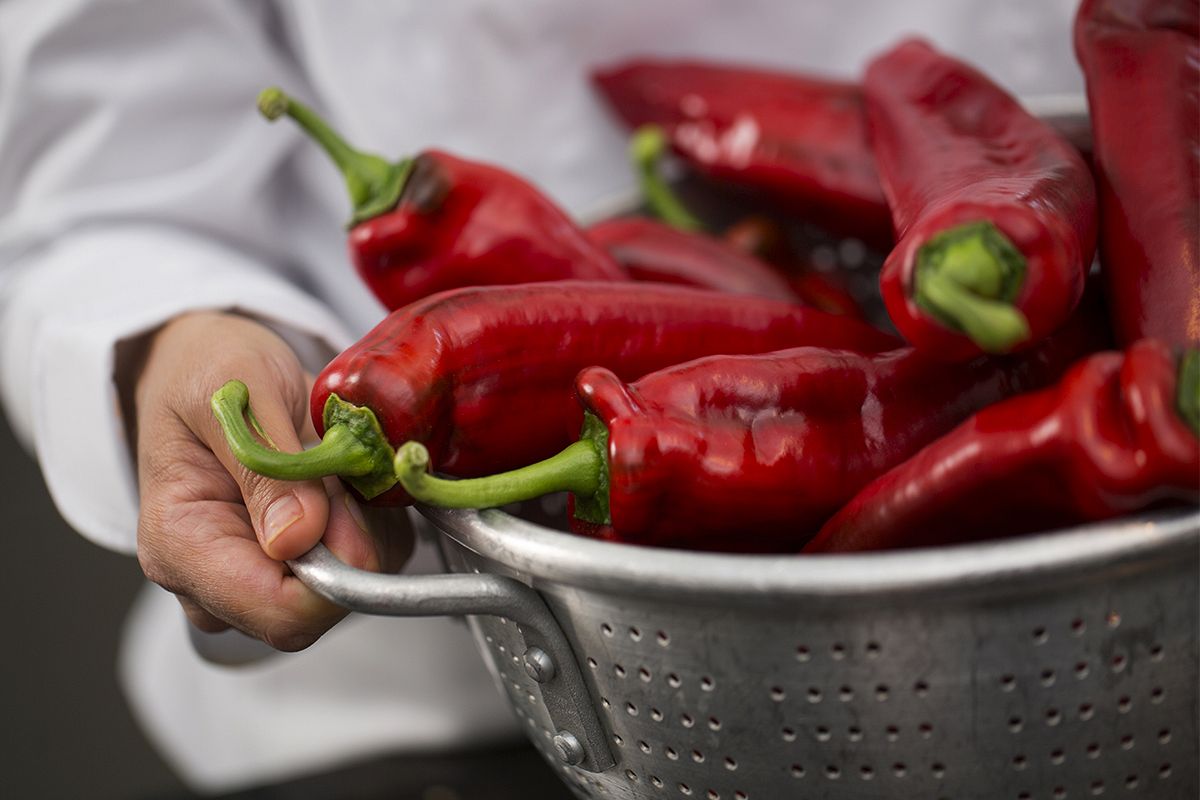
[
  {"x1": 343, "y1": 492, "x2": 369, "y2": 534},
  {"x1": 263, "y1": 493, "x2": 303, "y2": 545}
]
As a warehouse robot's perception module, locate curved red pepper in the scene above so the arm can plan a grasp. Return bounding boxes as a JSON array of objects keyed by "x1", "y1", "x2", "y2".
[
  {"x1": 867, "y1": 39, "x2": 1097, "y2": 360},
  {"x1": 394, "y1": 294, "x2": 1105, "y2": 551},
  {"x1": 1074, "y1": 0, "x2": 1200, "y2": 347},
  {"x1": 258, "y1": 89, "x2": 627, "y2": 311},
  {"x1": 806, "y1": 340, "x2": 1200, "y2": 553},
  {"x1": 592, "y1": 59, "x2": 892, "y2": 242}
]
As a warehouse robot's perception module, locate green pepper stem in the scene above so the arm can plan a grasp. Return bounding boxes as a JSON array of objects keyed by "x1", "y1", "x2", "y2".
[
  {"x1": 394, "y1": 440, "x2": 603, "y2": 509},
  {"x1": 257, "y1": 87, "x2": 411, "y2": 226},
  {"x1": 1178, "y1": 349, "x2": 1200, "y2": 438},
  {"x1": 630, "y1": 124, "x2": 703, "y2": 232},
  {"x1": 913, "y1": 221, "x2": 1031, "y2": 353},
  {"x1": 211, "y1": 381, "x2": 398, "y2": 499}
]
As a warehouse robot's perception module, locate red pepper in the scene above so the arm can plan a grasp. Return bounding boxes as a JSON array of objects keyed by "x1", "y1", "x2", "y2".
[
  {"x1": 212, "y1": 282, "x2": 898, "y2": 504},
  {"x1": 1074, "y1": 0, "x2": 1200, "y2": 347},
  {"x1": 805, "y1": 341, "x2": 1200, "y2": 553},
  {"x1": 394, "y1": 294, "x2": 1105, "y2": 551},
  {"x1": 867, "y1": 39, "x2": 1097, "y2": 360},
  {"x1": 257, "y1": 89, "x2": 627, "y2": 310},
  {"x1": 592, "y1": 59, "x2": 892, "y2": 242}
]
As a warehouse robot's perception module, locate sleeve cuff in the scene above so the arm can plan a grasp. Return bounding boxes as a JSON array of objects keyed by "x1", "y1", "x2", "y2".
[{"x1": 0, "y1": 225, "x2": 355, "y2": 553}]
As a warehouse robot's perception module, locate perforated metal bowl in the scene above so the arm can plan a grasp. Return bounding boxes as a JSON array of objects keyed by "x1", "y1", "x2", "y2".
[{"x1": 292, "y1": 507, "x2": 1199, "y2": 799}]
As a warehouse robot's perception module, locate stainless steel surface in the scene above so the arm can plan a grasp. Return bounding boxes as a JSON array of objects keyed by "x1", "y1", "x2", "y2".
[
  {"x1": 287, "y1": 543, "x2": 614, "y2": 773},
  {"x1": 419, "y1": 506, "x2": 1199, "y2": 800}
]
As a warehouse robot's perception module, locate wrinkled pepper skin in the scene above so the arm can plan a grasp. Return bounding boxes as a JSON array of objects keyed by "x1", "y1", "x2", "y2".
[
  {"x1": 592, "y1": 60, "x2": 892, "y2": 242},
  {"x1": 316, "y1": 281, "x2": 898, "y2": 503},
  {"x1": 806, "y1": 340, "x2": 1199, "y2": 553},
  {"x1": 352, "y1": 152, "x2": 628, "y2": 308},
  {"x1": 574, "y1": 299, "x2": 1105, "y2": 550},
  {"x1": 1075, "y1": 0, "x2": 1200, "y2": 347},
  {"x1": 585, "y1": 216, "x2": 799, "y2": 302},
  {"x1": 868, "y1": 39, "x2": 1097, "y2": 361}
]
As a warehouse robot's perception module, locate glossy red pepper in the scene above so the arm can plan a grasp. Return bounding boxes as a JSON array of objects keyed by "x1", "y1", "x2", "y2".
[
  {"x1": 1074, "y1": 0, "x2": 1200, "y2": 347},
  {"x1": 867, "y1": 39, "x2": 1097, "y2": 360},
  {"x1": 257, "y1": 88, "x2": 627, "y2": 310},
  {"x1": 806, "y1": 341, "x2": 1200, "y2": 553},
  {"x1": 212, "y1": 282, "x2": 898, "y2": 505},
  {"x1": 592, "y1": 59, "x2": 892, "y2": 242},
  {"x1": 394, "y1": 294, "x2": 1105, "y2": 551}
]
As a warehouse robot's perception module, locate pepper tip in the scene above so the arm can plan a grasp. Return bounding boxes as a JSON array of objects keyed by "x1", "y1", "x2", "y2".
[
  {"x1": 394, "y1": 441, "x2": 431, "y2": 480},
  {"x1": 257, "y1": 87, "x2": 289, "y2": 121}
]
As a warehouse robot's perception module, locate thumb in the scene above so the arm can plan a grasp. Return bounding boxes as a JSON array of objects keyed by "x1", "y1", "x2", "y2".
[{"x1": 204, "y1": 376, "x2": 332, "y2": 561}]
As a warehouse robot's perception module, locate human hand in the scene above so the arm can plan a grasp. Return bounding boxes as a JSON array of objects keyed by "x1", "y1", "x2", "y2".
[{"x1": 133, "y1": 312, "x2": 410, "y2": 650}]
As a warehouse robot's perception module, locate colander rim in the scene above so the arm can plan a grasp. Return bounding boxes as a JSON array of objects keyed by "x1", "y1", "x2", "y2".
[{"x1": 417, "y1": 506, "x2": 1199, "y2": 599}]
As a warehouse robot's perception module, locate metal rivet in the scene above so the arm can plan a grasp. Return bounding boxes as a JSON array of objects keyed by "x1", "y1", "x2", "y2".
[
  {"x1": 523, "y1": 647, "x2": 555, "y2": 683},
  {"x1": 553, "y1": 731, "x2": 585, "y2": 765}
]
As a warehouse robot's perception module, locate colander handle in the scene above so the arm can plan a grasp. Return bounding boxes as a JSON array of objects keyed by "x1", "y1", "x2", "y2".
[{"x1": 288, "y1": 542, "x2": 615, "y2": 773}]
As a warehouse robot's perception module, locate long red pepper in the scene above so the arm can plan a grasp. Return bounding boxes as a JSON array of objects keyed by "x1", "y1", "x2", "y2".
[
  {"x1": 805, "y1": 341, "x2": 1200, "y2": 553},
  {"x1": 394, "y1": 297, "x2": 1105, "y2": 551},
  {"x1": 1074, "y1": 0, "x2": 1200, "y2": 347},
  {"x1": 212, "y1": 282, "x2": 898, "y2": 504},
  {"x1": 257, "y1": 88, "x2": 628, "y2": 309},
  {"x1": 867, "y1": 39, "x2": 1097, "y2": 360},
  {"x1": 592, "y1": 59, "x2": 893, "y2": 242}
]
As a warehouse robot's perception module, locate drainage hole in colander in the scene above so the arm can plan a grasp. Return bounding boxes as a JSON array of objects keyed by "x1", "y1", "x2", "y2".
[
  {"x1": 651, "y1": 707, "x2": 664, "y2": 722},
  {"x1": 1070, "y1": 617, "x2": 1086, "y2": 636},
  {"x1": 1040, "y1": 669, "x2": 1057, "y2": 687},
  {"x1": 666, "y1": 746, "x2": 679, "y2": 760},
  {"x1": 815, "y1": 726, "x2": 831, "y2": 742},
  {"x1": 1052, "y1": 787, "x2": 1066, "y2": 799},
  {"x1": 614, "y1": 664, "x2": 626, "y2": 678},
  {"x1": 639, "y1": 667, "x2": 652, "y2": 682},
  {"x1": 1089, "y1": 778, "x2": 1104, "y2": 795},
  {"x1": 1086, "y1": 742, "x2": 1101, "y2": 759},
  {"x1": 1000, "y1": 674, "x2": 1017, "y2": 692},
  {"x1": 638, "y1": 739, "x2": 651, "y2": 754},
  {"x1": 847, "y1": 726, "x2": 863, "y2": 742},
  {"x1": 601, "y1": 697, "x2": 610, "y2": 710},
  {"x1": 724, "y1": 756, "x2": 738, "y2": 771},
  {"x1": 1150, "y1": 686, "x2": 1165, "y2": 704},
  {"x1": 667, "y1": 673, "x2": 682, "y2": 688},
  {"x1": 914, "y1": 680, "x2": 930, "y2": 697},
  {"x1": 1049, "y1": 748, "x2": 1065, "y2": 765},
  {"x1": 781, "y1": 727, "x2": 797, "y2": 742},
  {"x1": 866, "y1": 641, "x2": 881, "y2": 658},
  {"x1": 860, "y1": 765, "x2": 875, "y2": 780},
  {"x1": 886, "y1": 725, "x2": 900, "y2": 741},
  {"x1": 876, "y1": 684, "x2": 890, "y2": 701},
  {"x1": 678, "y1": 783, "x2": 691, "y2": 796},
  {"x1": 1075, "y1": 661, "x2": 1089, "y2": 679},
  {"x1": 601, "y1": 623, "x2": 613, "y2": 637},
  {"x1": 1009, "y1": 716, "x2": 1024, "y2": 733},
  {"x1": 1158, "y1": 728, "x2": 1171, "y2": 744},
  {"x1": 708, "y1": 716, "x2": 721, "y2": 731},
  {"x1": 831, "y1": 642, "x2": 847, "y2": 660},
  {"x1": 1120, "y1": 734, "x2": 1135, "y2": 750},
  {"x1": 1032, "y1": 626, "x2": 1049, "y2": 645},
  {"x1": 1149, "y1": 643, "x2": 1164, "y2": 661},
  {"x1": 1126, "y1": 775, "x2": 1139, "y2": 789},
  {"x1": 733, "y1": 792, "x2": 747, "y2": 800},
  {"x1": 808, "y1": 687, "x2": 823, "y2": 703},
  {"x1": 825, "y1": 765, "x2": 841, "y2": 780},
  {"x1": 612, "y1": 733, "x2": 623, "y2": 746},
  {"x1": 681, "y1": 713, "x2": 695, "y2": 728},
  {"x1": 1112, "y1": 653, "x2": 1128, "y2": 673},
  {"x1": 770, "y1": 686, "x2": 785, "y2": 702},
  {"x1": 1045, "y1": 708, "x2": 1063, "y2": 726},
  {"x1": 1079, "y1": 702, "x2": 1095, "y2": 720},
  {"x1": 650, "y1": 775, "x2": 663, "y2": 788},
  {"x1": 691, "y1": 749, "x2": 704, "y2": 763},
  {"x1": 918, "y1": 722, "x2": 933, "y2": 739},
  {"x1": 1159, "y1": 763, "x2": 1171, "y2": 779},
  {"x1": 705, "y1": 790, "x2": 719, "y2": 800},
  {"x1": 796, "y1": 644, "x2": 811, "y2": 662},
  {"x1": 629, "y1": 626, "x2": 642, "y2": 641},
  {"x1": 586, "y1": 657, "x2": 597, "y2": 669},
  {"x1": 656, "y1": 630, "x2": 670, "y2": 647},
  {"x1": 624, "y1": 769, "x2": 637, "y2": 782},
  {"x1": 626, "y1": 702, "x2": 638, "y2": 716},
  {"x1": 931, "y1": 762, "x2": 946, "y2": 779},
  {"x1": 1012, "y1": 754, "x2": 1027, "y2": 771},
  {"x1": 700, "y1": 676, "x2": 715, "y2": 692},
  {"x1": 892, "y1": 762, "x2": 907, "y2": 777},
  {"x1": 790, "y1": 763, "x2": 804, "y2": 778},
  {"x1": 1117, "y1": 695, "x2": 1132, "y2": 714},
  {"x1": 839, "y1": 685, "x2": 854, "y2": 701}
]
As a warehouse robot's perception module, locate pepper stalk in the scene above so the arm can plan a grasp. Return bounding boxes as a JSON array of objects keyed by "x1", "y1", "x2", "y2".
[{"x1": 629, "y1": 124, "x2": 704, "y2": 232}]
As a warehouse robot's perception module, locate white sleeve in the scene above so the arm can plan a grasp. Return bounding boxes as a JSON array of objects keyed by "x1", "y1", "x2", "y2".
[{"x1": 0, "y1": 0, "x2": 353, "y2": 553}]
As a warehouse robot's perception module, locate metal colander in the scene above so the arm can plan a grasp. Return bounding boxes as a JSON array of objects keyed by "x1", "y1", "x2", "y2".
[{"x1": 291, "y1": 506, "x2": 1199, "y2": 799}]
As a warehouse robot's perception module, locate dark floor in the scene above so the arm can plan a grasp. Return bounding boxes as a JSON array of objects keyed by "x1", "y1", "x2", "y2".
[{"x1": 0, "y1": 415, "x2": 571, "y2": 800}]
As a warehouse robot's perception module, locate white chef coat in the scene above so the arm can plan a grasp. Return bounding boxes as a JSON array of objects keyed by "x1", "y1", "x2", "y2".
[{"x1": 0, "y1": 0, "x2": 1085, "y2": 792}]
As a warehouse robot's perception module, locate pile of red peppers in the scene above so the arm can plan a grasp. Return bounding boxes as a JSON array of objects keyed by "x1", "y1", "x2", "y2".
[{"x1": 216, "y1": 2, "x2": 1198, "y2": 556}]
